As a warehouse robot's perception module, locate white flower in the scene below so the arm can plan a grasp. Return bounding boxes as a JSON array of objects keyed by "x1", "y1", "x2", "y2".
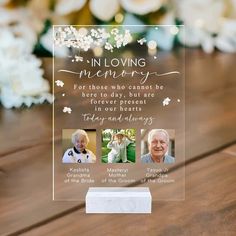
[
  {"x1": 81, "y1": 35, "x2": 93, "y2": 51},
  {"x1": 178, "y1": 26, "x2": 215, "y2": 53},
  {"x1": 175, "y1": 0, "x2": 225, "y2": 33},
  {"x1": 163, "y1": 97, "x2": 171, "y2": 106},
  {"x1": 175, "y1": 0, "x2": 236, "y2": 53},
  {"x1": 114, "y1": 29, "x2": 132, "y2": 48},
  {"x1": 0, "y1": 7, "x2": 15, "y2": 25},
  {"x1": 91, "y1": 29, "x2": 99, "y2": 38},
  {"x1": 215, "y1": 19, "x2": 236, "y2": 53},
  {"x1": 63, "y1": 107, "x2": 72, "y2": 114},
  {"x1": 98, "y1": 28, "x2": 110, "y2": 39},
  {"x1": 123, "y1": 30, "x2": 132, "y2": 45},
  {"x1": 54, "y1": 26, "x2": 94, "y2": 51},
  {"x1": 71, "y1": 55, "x2": 83, "y2": 62},
  {"x1": 90, "y1": 28, "x2": 109, "y2": 46},
  {"x1": 12, "y1": 23, "x2": 38, "y2": 51},
  {"x1": 111, "y1": 28, "x2": 119, "y2": 35},
  {"x1": 41, "y1": 28, "x2": 69, "y2": 57},
  {"x1": 0, "y1": 7, "x2": 42, "y2": 51},
  {"x1": 120, "y1": 0, "x2": 163, "y2": 15},
  {"x1": 1, "y1": 87, "x2": 53, "y2": 109},
  {"x1": 115, "y1": 34, "x2": 123, "y2": 48},
  {"x1": 75, "y1": 55, "x2": 83, "y2": 62},
  {"x1": 55, "y1": 80, "x2": 64, "y2": 87},
  {"x1": 105, "y1": 42, "x2": 113, "y2": 51},
  {"x1": 54, "y1": 27, "x2": 132, "y2": 52},
  {"x1": 89, "y1": 0, "x2": 120, "y2": 21},
  {"x1": 137, "y1": 38, "x2": 147, "y2": 45},
  {"x1": 55, "y1": 0, "x2": 87, "y2": 15},
  {"x1": 0, "y1": 29, "x2": 52, "y2": 108}
]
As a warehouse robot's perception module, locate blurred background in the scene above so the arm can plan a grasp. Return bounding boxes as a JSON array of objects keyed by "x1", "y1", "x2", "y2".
[{"x1": 0, "y1": 0, "x2": 236, "y2": 109}]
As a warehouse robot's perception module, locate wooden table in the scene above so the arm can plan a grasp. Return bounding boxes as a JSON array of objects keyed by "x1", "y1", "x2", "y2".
[{"x1": 0, "y1": 49, "x2": 236, "y2": 236}]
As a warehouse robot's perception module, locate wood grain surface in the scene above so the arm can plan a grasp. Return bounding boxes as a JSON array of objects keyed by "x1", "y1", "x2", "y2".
[
  {"x1": 21, "y1": 152, "x2": 236, "y2": 236},
  {"x1": 0, "y1": 49, "x2": 236, "y2": 236}
]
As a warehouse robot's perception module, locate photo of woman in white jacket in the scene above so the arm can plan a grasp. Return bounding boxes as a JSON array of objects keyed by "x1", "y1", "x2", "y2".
[{"x1": 107, "y1": 132, "x2": 134, "y2": 163}]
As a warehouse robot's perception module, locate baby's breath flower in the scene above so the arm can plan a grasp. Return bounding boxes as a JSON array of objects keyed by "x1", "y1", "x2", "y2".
[{"x1": 105, "y1": 42, "x2": 113, "y2": 51}]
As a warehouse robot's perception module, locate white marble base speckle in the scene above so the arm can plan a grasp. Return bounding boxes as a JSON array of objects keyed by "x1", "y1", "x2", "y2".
[{"x1": 86, "y1": 187, "x2": 152, "y2": 214}]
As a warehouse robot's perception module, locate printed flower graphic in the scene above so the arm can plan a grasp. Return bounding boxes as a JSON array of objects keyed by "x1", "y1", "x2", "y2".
[
  {"x1": 163, "y1": 97, "x2": 171, "y2": 106},
  {"x1": 55, "y1": 80, "x2": 64, "y2": 87},
  {"x1": 137, "y1": 38, "x2": 147, "y2": 45},
  {"x1": 54, "y1": 26, "x2": 133, "y2": 52},
  {"x1": 63, "y1": 106, "x2": 72, "y2": 114},
  {"x1": 105, "y1": 42, "x2": 113, "y2": 52},
  {"x1": 71, "y1": 55, "x2": 83, "y2": 62}
]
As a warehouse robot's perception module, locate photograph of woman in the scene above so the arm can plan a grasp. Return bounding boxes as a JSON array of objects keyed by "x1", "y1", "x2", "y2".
[
  {"x1": 102, "y1": 129, "x2": 136, "y2": 163},
  {"x1": 62, "y1": 129, "x2": 96, "y2": 163}
]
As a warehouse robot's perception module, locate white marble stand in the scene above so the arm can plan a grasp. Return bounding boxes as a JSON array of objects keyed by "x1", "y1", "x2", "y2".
[{"x1": 86, "y1": 187, "x2": 152, "y2": 213}]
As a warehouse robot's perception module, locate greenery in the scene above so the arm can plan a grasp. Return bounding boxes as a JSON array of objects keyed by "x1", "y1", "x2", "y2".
[
  {"x1": 102, "y1": 143, "x2": 136, "y2": 163},
  {"x1": 102, "y1": 129, "x2": 136, "y2": 142},
  {"x1": 101, "y1": 129, "x2": 136, "y2": 163}
]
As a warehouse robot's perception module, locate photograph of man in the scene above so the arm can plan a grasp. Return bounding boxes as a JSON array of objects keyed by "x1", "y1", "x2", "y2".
[
  {"x1": 141, "y1": 129, "x2": 175, "y2": 164},
  {"x1": 62, "y1": 129, "x2": 96, "y2": 163}
]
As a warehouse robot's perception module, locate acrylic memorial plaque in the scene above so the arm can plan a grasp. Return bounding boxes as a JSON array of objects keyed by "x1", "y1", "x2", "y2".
[{"x1": 53, "y1": 25, "x2": 185, "y2": 205}]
